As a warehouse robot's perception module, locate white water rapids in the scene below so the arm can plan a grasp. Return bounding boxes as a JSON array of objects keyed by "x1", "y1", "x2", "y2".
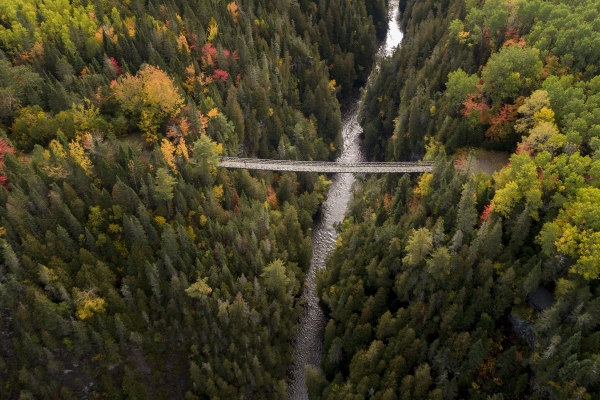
[{"x1": 286, "y1": 1, "x2": 404, "y2": 398}]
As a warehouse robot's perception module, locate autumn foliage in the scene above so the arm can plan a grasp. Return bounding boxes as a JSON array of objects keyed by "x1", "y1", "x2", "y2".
[
  {"x1": 485, "y1": 103, "x2": 519, "y2": 141},
  {"x1": 461, "y1": 92, "x2": 491, "y2": 121},
  {"x1": 109, "y1": 57, "x2": 123, "y2": 75},
  {"x1": 111, "y1": 65, "x2": 184, "y2": 142},
  {"x1": 266, "y1": 185, "x2": 279, "y2": 209},
  {"x1": 0, "y1": 138, "x2": 14, "y2": 188},
  {"x1": 480, "y1": 204, "x2": 493, "y2": 223},
  {"x1": 213, "y1": 69, "x2": 229, "y2": 82},
  {"x1": 201, "y1": 43, "x2": 238, "y2": 68},
  {"x1": 227, "y1": 2, "x2": 239, "y2": 23}
]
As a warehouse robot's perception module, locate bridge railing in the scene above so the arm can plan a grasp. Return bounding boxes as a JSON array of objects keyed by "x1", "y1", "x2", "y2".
[{"x1": 219, "y1": 157, "x2": 435, "y2": 167}]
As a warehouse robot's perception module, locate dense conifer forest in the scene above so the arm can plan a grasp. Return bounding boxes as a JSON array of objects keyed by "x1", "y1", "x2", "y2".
[
  {"x1": 308, "y1": 0, "x2": 600, "y2": 398},
  {"x1": 0, "y1": 0, "x2": 385, "y2": 397},
  {"x1": 3, "y1": 0, "x2": 600, "y2": 398}
]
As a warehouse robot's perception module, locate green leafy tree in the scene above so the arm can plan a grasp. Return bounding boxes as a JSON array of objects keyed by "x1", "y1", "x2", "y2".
[
  {"x1": 154, "y1": 168, "x2": 176, "y2": 202},
  {"x1": 261, "y1": 259, "x2": 290, "y2": 293},
  {"x1": 446, "y1": 69, "x2": 479, "y2": 109},
  {"x1": 482, "y1": 46, "x2": 543, "y2": 103}
]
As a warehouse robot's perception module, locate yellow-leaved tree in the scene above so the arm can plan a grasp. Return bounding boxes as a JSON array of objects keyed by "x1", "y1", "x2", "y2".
[
  {"x1": 515, "y1": 90, "x2": 566, "y2": 155},
  {"x1": 491, "y1": 152, "x2": 542, "y2": 219},
  {"x1": 0, "y1": 0, "x2": 97, "y2": 53},
  {"x1": 73, "y1": 288, "x2": 106, "y2": 320},
  {"x1": 207, "y1": 17, "x2": 218, "y2": 41},
  {"x1": 112, "y1": 65, "x2": 184, "y2": 143},
  {"x1": 160, "y1": 138, "x2": 178, "y2": 172},
  {"x1": 186, "y1": 276, "x2": 212, "y2": 299},
  {"x1": 539, "y1": 187, "x2": 600, "y2": 280},
  {"x1": 68, "y1": 140, "x2": 93, "y2": 176}
]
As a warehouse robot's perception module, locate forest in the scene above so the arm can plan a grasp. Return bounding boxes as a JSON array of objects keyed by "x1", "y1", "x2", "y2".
[
  {"x1": 2, "y1": 0, "x2": 600, "y2": 398},
  {"x1": 307, "y1": 0, "x2": 600, "y2": 399},
  {"x1": 0, "y1": 0, "x2": 386, "y2": 397}
]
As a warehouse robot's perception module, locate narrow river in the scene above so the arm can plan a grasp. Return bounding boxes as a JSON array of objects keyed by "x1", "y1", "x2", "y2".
[{"x1": 286, "y1": 1, "x2": 404, "y2": 398}]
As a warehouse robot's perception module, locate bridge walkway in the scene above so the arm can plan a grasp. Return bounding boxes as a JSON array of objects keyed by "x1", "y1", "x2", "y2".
[{"x1": 218, "y1": 157, "x2": 434, "y2": 173}]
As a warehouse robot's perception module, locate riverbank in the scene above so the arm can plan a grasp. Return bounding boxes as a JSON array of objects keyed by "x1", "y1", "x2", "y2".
[{"x1": 286, "y1": 1, "x2": 404, "y2": 398}]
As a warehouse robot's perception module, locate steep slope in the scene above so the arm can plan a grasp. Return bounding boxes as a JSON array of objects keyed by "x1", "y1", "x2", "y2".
[{"x1": 310, "y1": 0, "x2": 600, "y2": 398}]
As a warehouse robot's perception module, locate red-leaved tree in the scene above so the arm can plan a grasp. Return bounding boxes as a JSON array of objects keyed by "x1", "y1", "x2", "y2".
[
  {"x1": 109, "y1": 57, "x2": 123, "y2": 75},
  {"x1": 485, "y1": 103, "x2": 518, "y2": 141},
  {"x1": 0, "y1": 138, "x2": 15, "y2": 188},
  {"x1": 212, "y1": 69, "x2": 229, "y2": 82}
]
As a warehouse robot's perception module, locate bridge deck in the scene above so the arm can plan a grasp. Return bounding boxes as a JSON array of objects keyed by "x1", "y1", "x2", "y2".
[{"x1": 218, "y1": 157, "x2": 434, "y2": 173}]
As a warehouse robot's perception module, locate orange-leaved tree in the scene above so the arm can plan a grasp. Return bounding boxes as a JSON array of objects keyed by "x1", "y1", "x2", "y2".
[{"x1": 112, "y1": 65, "x2": 184, "y2": 143}]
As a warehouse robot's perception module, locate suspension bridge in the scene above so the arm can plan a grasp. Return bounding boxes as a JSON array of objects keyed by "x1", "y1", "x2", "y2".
[{"x1": 218, "y1": 157, "x2": 434, "y2": 173}]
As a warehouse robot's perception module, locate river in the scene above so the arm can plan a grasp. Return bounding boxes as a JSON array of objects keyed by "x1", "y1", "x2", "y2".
[{"x1": 286, "y1": 1, "x2": 404, "y2": 398}]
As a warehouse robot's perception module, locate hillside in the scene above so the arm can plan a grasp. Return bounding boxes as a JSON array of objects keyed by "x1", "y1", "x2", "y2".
[
  {"x1": 0, "y1": 0, "x2": 384, "y2": 397},
  {"x1": 309, "y1": 0, "x2": 600, "y2": 398}
]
